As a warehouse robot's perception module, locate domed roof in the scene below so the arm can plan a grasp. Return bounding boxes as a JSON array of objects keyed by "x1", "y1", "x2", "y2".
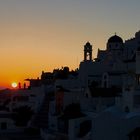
[{"x1": 108, "y1": 35, "x2": 123, "y2": 43}]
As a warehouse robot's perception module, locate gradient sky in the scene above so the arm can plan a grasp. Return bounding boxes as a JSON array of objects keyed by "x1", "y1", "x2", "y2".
[{"x1": 0, "y1": 0, "x2": 140, "y2": 88}]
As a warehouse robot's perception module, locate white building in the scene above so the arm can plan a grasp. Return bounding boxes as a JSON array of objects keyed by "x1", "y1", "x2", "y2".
[{"x1": 41, "y1": 31, "x2": 140, "y2": 140}]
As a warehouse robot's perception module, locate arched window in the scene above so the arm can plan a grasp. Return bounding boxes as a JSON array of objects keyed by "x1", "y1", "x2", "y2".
[
  {"x1": 104, "y1": 75, "x2": 107, "y2": 79},
  {"x1": 109, "y1": 44, "x2": 111, "y2": 50},
  {"x1": 104, "y1": 81, "x2": 107, "y2": 88},
  {"x1": 102, "y1": 73, "x2": 108, "y2": 88},
  {"x1": 125, "y1": 106, "x2": 129, "y2": 113}
]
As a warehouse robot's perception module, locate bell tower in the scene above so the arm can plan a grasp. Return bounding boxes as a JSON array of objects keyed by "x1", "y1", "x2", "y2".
[{"x1": 84, "y1": 42, "x2": 92, "y2": 61}]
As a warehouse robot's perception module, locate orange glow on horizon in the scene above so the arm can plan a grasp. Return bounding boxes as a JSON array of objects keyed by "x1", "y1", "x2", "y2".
[{"x1": 0, "y1": 0, "x2": 140, "y2": 89}]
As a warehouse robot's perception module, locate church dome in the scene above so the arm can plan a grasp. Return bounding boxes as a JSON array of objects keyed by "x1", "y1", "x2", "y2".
[{"x1": 108, "y1": 35, "x2": 123, "y2": 43}]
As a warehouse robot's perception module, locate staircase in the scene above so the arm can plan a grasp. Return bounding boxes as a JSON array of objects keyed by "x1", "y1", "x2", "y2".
[{"x1": 30, "y1": 92, "x2": 51, "y2": 128}]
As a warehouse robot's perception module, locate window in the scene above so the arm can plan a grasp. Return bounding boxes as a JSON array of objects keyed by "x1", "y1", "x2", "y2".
[
  {"x1": 118, "y1": 52, "x2": 120, "y2": 55},
  {"x1": 109, "y1": 45, "x2": 111, "y2": 49},
  {"x1": 124, "y1": 106, "x2": 129, "y2": 113},
  {"x1": 1, "y1": 122, "x2": 7, "y2": 130},
  {"x1": 104, "y1": 81, "x2": 107, "y2": 88},
  {"x1": 104, "y1": 75, "x2": 107, "y2": 79}
]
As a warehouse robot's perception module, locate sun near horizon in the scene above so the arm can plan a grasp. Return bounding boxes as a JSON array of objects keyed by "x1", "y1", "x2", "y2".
[{"x1": 11, "y1": 82, "x2": 18, "y2": 88}]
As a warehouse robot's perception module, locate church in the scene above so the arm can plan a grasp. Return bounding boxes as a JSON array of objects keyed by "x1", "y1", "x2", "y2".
[
  {"x1": 40, "y1": 31, "x2": 140, "y2": 140},
  {"x1": 79, "y1": 31, "x2": 140, "y2": 90},
  {"x1": 77, "y1": 31, "x2": 140, "y2": 140}
]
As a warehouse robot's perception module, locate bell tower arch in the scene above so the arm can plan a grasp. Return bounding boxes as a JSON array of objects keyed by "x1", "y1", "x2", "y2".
[{"x1": 84, "y1": 42, "x2": 92, "y2": 61}]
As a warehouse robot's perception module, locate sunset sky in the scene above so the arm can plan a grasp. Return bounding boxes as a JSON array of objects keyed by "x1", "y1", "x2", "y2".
[{"x1": 0, "y1": 0, "x2": 140, "y2": 88}]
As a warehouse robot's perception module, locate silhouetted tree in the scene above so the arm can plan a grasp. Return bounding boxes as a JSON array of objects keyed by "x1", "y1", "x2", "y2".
[
  {"x1": 3, "y1": 99, "x2": 11, "y2": 106},
  {"x1": 12, "y1": 106, "x2": 34, "y2": 126}
]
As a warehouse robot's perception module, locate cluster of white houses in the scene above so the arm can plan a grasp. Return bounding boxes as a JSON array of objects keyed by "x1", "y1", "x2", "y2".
[
  {"x1": 0, "y1": 31, "x2": 140, "y2": 140},
  {"x1": 42, "y1": 31, "x2": 140, "y2": 140}
]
